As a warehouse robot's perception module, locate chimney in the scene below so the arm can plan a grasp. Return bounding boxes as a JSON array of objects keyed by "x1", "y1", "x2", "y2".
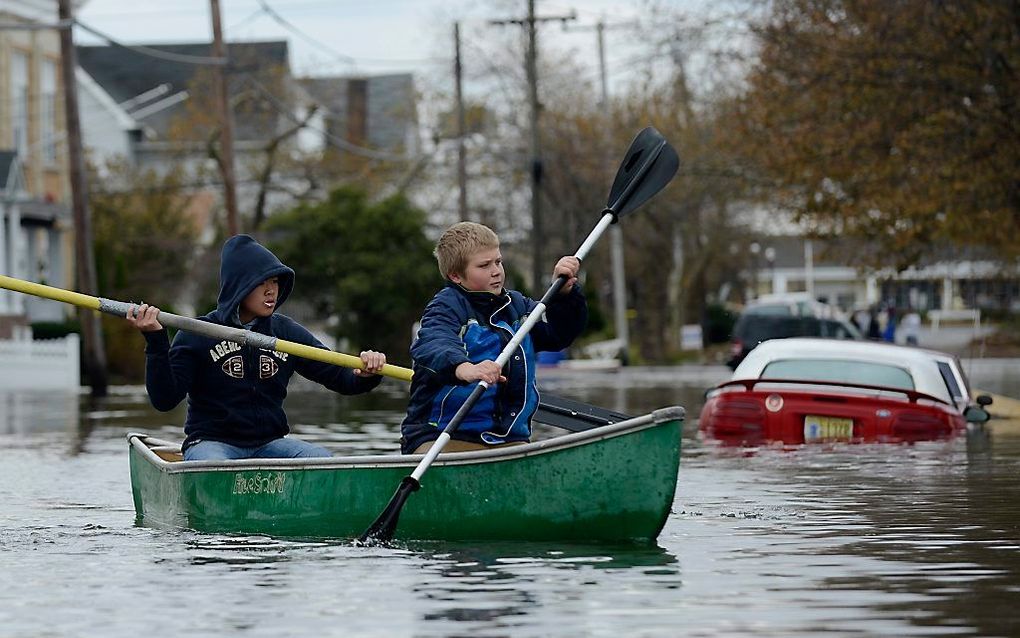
[{"x1": 346, "y1": 78, "x2": 368, "y2": 146}]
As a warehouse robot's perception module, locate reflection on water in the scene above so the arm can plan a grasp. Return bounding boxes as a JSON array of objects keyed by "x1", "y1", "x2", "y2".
[
  {"x1": 0, "y1": 390, "x2": 79, "y2": 436},
  {"x1": 401, "y1": 540, "x2": 680, "y2": 632},
  {"x1": 409, "y1": 539, "x2": 678, "y2": 572},
  {"x1": 2, "y1": 364, "x2": 1020, "y2": 637},
  {"x1": 182, "y1": 535, "x2": 334, "y2": 568}
]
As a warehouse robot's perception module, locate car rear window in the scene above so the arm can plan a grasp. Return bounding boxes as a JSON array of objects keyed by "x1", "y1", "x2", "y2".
[
  {"x1": 936, "y1": 361, "x2": 963, "y2": 401},
  {"x1": 761, "y1": 359, "x2": 915, "y2": 390}
]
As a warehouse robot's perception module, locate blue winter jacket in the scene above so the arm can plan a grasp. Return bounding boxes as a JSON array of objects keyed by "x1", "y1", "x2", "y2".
[
  {"x1": 142, "y1": 234, "x2": 381, "y2": 451},
  {"x1": 400, "y1": 282, "x2": 587, "y2": 454}
]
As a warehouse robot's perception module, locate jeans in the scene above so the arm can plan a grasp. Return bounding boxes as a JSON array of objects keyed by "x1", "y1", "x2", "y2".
[{"x1": 184, "y1": 437, "x2": 331, "y2": 461}]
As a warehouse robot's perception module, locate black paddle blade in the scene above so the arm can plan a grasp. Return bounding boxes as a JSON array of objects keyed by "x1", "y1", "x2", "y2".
[
  {"x1": 606, "y1": 127, "x2": 680, "y2": 219},
  {"x1": 535, "y1": 394, "x2": 633, "y2": 432},
  {"x1": 359, "y1": 476, "x2": 420, "y2": 544}
]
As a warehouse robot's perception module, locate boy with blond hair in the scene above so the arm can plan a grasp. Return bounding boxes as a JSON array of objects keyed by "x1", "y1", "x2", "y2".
[{"x1": 400, "y1": 222, "x2": 587, "y2": 454}]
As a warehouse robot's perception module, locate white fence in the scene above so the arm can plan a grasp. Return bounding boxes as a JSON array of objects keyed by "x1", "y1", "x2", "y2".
[
  {"x1": 0, "y1": 334, "x2": 80, "y2": 390},
  {"x1": 928, "y1": 309, "x2": 981, "y2": 332}
]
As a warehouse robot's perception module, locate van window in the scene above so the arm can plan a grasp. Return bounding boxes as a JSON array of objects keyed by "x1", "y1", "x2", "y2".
[
  {"x1": 820, "y1": 319, "x2": 862, "y2": 340},
  {"x1": 737, "y1": 316, "x2": 818, "y2": 345}
]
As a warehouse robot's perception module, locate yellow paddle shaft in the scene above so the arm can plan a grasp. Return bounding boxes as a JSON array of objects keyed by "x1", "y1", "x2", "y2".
[
  {"x1": 0, "y1": 274, "x2": 413, "y2": 382},
  {"x1": 0, "y1": 274, "x2": 101, "y2": 310},
  {"x1": 275, "y1": 340, "x2": 412, "y2": 382}
]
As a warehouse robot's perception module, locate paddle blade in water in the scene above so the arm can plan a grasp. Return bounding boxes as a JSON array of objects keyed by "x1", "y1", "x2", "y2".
[
  {"x1": 359, "y1": 476, "x2": 420, "y2": 544},
  {"x1": 606, "y1": 127, "x2": 680, "y2": 218}
]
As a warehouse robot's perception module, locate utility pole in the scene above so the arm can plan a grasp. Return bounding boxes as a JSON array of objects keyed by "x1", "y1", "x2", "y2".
[
  {"x1": 210, "y1": 0, "x2": 240, "y2": 236},
  {"x1": 597, "y1": 20, "x2": 629, "y2": 364},
  {"x1": 567, "y1": 18, "x2": 636, "y2": 363},
  {"x1": 454, "y1": 22, "x2": 469, "y2": 220},
  {"x1": 58, "y1": 0, "x2": 108, "y2": 397},
  {"x1": 490, "y1": 2, "x2": 575, "y2": 292},
  {"x1": 524, "y1": 0, "x2": 541, "y2": 291}
]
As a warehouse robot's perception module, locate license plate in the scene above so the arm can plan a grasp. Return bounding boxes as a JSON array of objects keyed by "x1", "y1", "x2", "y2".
[{"x1": 803, "y1": 415, "x2": 853, "y2": 442}]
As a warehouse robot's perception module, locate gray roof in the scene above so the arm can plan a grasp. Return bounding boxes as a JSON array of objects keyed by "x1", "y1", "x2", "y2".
[
  {"x1": 298, "y1": 74, "x2": 417, "y2": 152},
  {"x1": 77, "y1": 41, "x2": 291, "y2": 142}
]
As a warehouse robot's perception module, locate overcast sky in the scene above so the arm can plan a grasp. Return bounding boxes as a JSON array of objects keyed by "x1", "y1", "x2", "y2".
[{"x1": 75, "y1": 0, "x2": 710, "y2": 81}]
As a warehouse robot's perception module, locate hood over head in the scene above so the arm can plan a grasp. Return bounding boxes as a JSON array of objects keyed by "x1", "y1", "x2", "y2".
[{"x1": 214, "y1": 234, "x2": 295, "y2": 323}]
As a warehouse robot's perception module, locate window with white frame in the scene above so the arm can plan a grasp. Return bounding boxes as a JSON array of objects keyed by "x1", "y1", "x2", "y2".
[
  {"x1": 11, "y1": 51, "x2": 30, "y2": 156},
  {"x1": 40, "y1": 59, "x2": 58, "y2": 165}
]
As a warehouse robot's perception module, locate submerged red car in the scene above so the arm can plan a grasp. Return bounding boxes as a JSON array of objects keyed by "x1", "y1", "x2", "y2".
[{"x1": 700, "y1": 338, "x2": 991, "y2": 446}]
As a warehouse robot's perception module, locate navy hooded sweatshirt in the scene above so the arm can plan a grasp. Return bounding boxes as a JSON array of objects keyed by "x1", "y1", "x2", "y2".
[{"x1": 142, "y1": 234, "x2": 381, "y2": 450}]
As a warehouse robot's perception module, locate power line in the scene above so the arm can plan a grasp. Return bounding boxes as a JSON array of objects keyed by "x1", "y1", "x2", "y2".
[
  {"x1": 84, "y1": 0, "x2": 423, "y2": 20},
  {"x1": 74, "y1": 20, "x2": 227, "y2": 65},
  {"x1": 244, "y1": 76, "x2": 413, "y2": 162},
  {"x1": 489, "y1": 1, "x2": 578, "y2": 290},
  {"x1": 228, "y1": 8, "x2": 268, "y2": 32},
  {"x1": 251, "y1": 0, "x2": 451, "y2": 68},
  {"x1": 255, "y1": 0, "x2": 356, "y2": 66},
  {"x1": 0, "y1": 19, "x2": 72, "y2": 31}
]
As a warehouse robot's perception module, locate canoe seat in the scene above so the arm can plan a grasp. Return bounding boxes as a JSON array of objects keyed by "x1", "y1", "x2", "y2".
[{"x1": 151, "y1": 445, "x2": 184, "y2": 462}]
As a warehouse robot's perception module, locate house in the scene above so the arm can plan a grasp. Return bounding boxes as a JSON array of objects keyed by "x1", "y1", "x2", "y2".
[
  {"x1": 77, "y1": 43, "x2": 421, "y2": 225},
  {"x1": 76, "y1": 42, "x2": 422, "y2": 332},
  {"x1": 0, "y1": 0, "x2": 79, "y2": 390},
  {"x1": 298, "y1": 73, "x2": 419, "y2": 156},
  {"x1": 744, "y1": 234, "x2": 1020, "y2": 314},
  {"x1": 0, "y1": 0, "x2": 73, "y2": 337},
  {"x1": 77, "y1": 40, "x2": 298, "y2": 210}
]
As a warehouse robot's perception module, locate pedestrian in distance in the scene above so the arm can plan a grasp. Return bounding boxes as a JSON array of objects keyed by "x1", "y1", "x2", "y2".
[
  {"x1": 867, "y1": 306, "x2": 882, "y2": 341},
  {"x1": 901, "y1": 308, "x2": 922, "y2": 346},
  {"x1": 883, "y1": 306, "x2": 898, "y2": 343},
  {"x1": 853, "y1": 307, "x2": 870, "y2": 334}
]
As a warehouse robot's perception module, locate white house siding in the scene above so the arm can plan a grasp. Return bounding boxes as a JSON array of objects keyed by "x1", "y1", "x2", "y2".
[
  {"x1": 1, "y1": 1, "x2": 73, "y2": 328},
  {"x1": 77, "y1": 69, "x2": 137, "y2": 168},
  {"x1": 0, "y1": 203, "x2": 25, "y2": 317},
  {"x1": 22, "y1": 222, "x2": 67, "y2": 322}
]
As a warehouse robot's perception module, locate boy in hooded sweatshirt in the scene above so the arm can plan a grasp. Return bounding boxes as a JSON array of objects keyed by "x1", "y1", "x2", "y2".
[{"x1": 126, "y1": 234, "x2": 387, "y2": 461}]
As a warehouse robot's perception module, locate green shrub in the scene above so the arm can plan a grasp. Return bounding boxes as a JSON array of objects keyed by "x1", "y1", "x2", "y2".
[{"x1": 31, "y1": 320, "x2": 80, "y2": 340}]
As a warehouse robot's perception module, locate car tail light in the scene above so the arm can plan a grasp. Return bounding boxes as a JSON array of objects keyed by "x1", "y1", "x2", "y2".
[
  {"x1": 765, "y1": 394, "x2": 784, "y2": 412},
  {"x1": 710, "y1": 397, "x2": 766, "y2": 439},
  {"x1": 891, "y1": 411, "x2": 951, "y2": 439}
]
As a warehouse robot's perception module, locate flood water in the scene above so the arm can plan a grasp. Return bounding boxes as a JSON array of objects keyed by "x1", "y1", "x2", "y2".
[{"x1": 2, "y1": 363, "x2": 1019, "y2": 637}]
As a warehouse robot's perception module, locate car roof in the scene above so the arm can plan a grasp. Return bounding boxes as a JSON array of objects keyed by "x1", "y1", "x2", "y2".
[
  {"x1": 731, "y1": 337, "x2": 958, "y2": 403},
  {"x1": 731, "y1": 314, "x2": 863, "y2": 344},
  {"x1": 752, "y1": 292, "x2": 817, "y2": 304},
  {"x1": 742, "y1": 294, "x2": 840, "y2": 318}
]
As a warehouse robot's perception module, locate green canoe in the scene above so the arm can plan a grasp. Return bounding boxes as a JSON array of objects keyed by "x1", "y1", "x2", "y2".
[{"x1": 128, "y1": 405, "x2": 684, "y2": 542}]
